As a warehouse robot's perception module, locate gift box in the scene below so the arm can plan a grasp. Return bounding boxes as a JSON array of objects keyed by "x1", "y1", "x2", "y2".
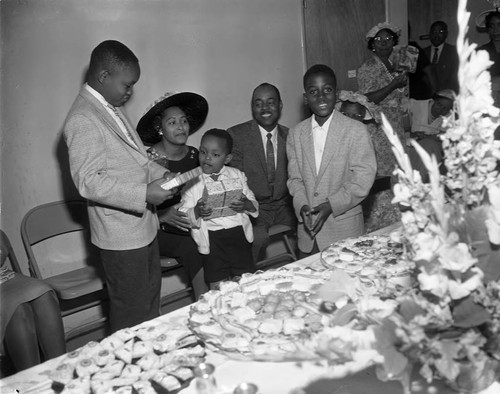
[
  {"x1": 161, "y1": 167, "x2": 203, "y2": 191},
  {"x1": 390, "y1": 45, "x2": 419, "y2": 73},
  {"x1": 203, "y1": 178, "x2": 243, "y2": 219}
]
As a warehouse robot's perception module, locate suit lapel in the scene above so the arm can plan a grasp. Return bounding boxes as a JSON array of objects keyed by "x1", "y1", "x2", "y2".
[
  {"x1": 317, "y1": 111, "x2": 341, "y2": 183},
  {"x1": 276, "y1": 125, "x2": 286, "y2": 170},
  {"x1": 250, "y1": 121, "x2": 267, "y2": 172},
  {"x1": 299, "y1": 119, "x2": 316, "y2": 179},
  {"x1": 79, "y1": 88, "x2": 141, "y2": 152}
]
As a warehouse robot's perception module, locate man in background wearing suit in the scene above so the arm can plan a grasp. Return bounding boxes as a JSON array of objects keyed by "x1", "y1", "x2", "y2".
[
  {"x1": 424, "y1": 21, "x2": 459, "y2": 94},
  {"x1": 64, "y1": 40, "x2": 175, "y2": 332},
  {"x1": 228, "y1": 83, "x2": 296, "y2": 263},
  {"x1": 287, "y1": 65, "x2": 376, "y2": 257}
]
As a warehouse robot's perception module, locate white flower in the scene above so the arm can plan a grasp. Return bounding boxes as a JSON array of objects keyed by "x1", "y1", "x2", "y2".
[
  {"x1": 413, "y1": 232, "x2": 442, "y2": 261},
  {"x1": 486, "y1": 182, "x2": 500, "y2": 244},
  {"x1": 438, "y1": 242, "x2": 477, "y2": 273},
  {"x1": 447, "y1": 267, "x2": 484, "y2": 299},
  {"x1": 357, "y1": 297, "x2": 398, "y2": 323},
  {"x1": 418, "y1": 270, "x2": 449, "y2": 299}
]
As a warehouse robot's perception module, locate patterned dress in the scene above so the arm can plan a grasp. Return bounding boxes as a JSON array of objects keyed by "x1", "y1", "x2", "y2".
[{"x1": 357, "y1": 55, "x2": 408, "y2": 232}]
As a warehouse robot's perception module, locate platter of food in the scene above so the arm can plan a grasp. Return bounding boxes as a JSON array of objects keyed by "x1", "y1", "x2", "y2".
[
  {"x1": 48, "y1": 324, "x2": 205, "y2": 394},
  {"x1": 320, "y1": 235, "x2": 413, "y2": 288},
  {"x1": 188, "y1": 268, "x2": 333, "y2": 362}
]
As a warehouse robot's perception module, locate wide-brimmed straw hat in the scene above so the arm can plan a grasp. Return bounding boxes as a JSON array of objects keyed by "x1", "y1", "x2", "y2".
[
  {"x1": 475, "y1": 9, "x2": 500, "y2": 29},
  {"x1": 137, "y1": 91, "x2": 208, "y2": 145},
  {"x1": 335, "y1": 90, "x2": 380, "y2": 122},
  {"x1": 365, "y1": 22, "x2": 402, "y2": 40}
]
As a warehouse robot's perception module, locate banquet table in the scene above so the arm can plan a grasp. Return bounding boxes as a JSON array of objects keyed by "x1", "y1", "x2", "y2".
[{"x1": 2, "y1": 222, "x2": 499, "y2": 394}]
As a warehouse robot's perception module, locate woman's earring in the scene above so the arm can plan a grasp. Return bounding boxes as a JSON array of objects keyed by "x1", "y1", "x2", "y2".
[{"x1": 157, "y1": 129, "x2": 163, "y2": 136}]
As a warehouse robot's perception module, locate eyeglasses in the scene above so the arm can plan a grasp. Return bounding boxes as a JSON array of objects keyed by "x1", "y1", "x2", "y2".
[{"x1": 374, "y1": 36, "x2": 394, "y2": 42}]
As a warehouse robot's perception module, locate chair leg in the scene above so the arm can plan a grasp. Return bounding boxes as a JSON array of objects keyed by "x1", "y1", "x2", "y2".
[{"x1": 283, "y1": 233, "x2": 297, "y2": 261}]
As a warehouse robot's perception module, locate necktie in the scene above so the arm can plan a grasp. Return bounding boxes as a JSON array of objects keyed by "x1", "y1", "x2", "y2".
[
  {"x1": 432, "y1": 47, "x2": 439, "y2": 64},
  {"x1": 266, "y1": 133, "x2": 276, "y2": 186},
  {"x1": 108, "y1": 105, "x2": 137, "y2": 147},
  {"x1": 210, "y1": 174, "x2": 219, "y2": 181}
]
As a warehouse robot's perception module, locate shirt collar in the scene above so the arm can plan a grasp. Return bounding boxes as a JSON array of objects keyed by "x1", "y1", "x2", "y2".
[
  {"x1": 434, "y1": 43, "x2": 445, "y2": 51},
  {"x1": 311, "y1": 110, "x2": 334, "y2": 131},
  {"x1": 84, "y1": 83, "x2": 112, "y2": 109},
  {"x1": 258, "y1": 124, "x2": 278, "y2": 137},
  {"x1": 203, "y1": 165, "x2": 228, "y2": 180}
]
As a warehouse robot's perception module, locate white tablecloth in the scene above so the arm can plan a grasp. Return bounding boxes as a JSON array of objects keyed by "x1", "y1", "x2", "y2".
[{"x1": 2, "y1": 222, "x2": 499, "y2": 394}]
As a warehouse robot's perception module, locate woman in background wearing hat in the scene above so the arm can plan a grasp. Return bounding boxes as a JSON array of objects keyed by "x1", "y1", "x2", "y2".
[
  {"x1": 336, "y1": 91, "x2": 400, "y2": 233},
  {"x1": 137, "y1": 92, "x2": 209, "y2": 299},
  {"x1": 357, "y1": 23, "x2": 412, "y2": 231},
  {"x1": 357, "y1": 22, "x2": 410, "y2": 176},
  {"x1": 477, "y1": 10, "x2": 500, "y2": 78}
]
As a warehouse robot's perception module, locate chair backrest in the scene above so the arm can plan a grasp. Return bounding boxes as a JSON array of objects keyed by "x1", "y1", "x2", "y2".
[
  {"x1": 0, "y1": 229, "x2": 23, "y2": 273},
  {"x1": 21, "y1": 200, "x2": 93, "y2": 279}
]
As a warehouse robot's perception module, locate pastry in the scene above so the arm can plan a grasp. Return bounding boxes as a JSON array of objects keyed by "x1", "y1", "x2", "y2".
[
  {"x1": 114, "y1": 387, "x2": 133, "y2": 394},
  {"x1": 89, "y1": 379, "x2": 113, "y2": 394},
  {"x1": 120, "y1": 364, "x2": 141, "y2": 379},
  {"x1": 60, "y1": 376, "x2": 91, "y2": 394},
  {"x1": 114, "y1": 339, "x2": 134, "y2": 364},
  {"x1": 75, "y1": 358, "x2": 99, "y2": 377},
  {"x1": 95, "y1": 349, "x2": 114, "y2": 367},
  {"x1": 114, "y1": 328, "x2": 135, "y2": 343},
  {"x1": 132, "y1": 380, "x2": 157, "y2": 394},
  {"x1": 151, "y1": 371, "x2": 181, "y2": 391},
  {"x1": 136, "y1": 353, "x2": 162, "y2": 370},
  {"x1": 50, "y1": 362, "x2": 75, "y2": 384},
  {"x1": 132, "y1": 340, "x2": 153, "y2": 359},
  {"x1": 169, "y1": 366, "x2": 194, "y2": 381},
  {"x1": 103, "y1": 359, "x2": 125, "y2": 377}
]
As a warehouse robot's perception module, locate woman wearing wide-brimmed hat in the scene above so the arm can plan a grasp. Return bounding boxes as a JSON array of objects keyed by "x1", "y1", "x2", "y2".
[
  {"x1": 477, "y1": 9, "x2": 500, "y2": 78},
  {"x1": 137, "y1": 91, "x2": 209, "y2": 299}
]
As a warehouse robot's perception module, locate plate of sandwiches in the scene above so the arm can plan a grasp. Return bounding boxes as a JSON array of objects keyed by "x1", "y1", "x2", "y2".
[
  {"x1": 188, "y1": 268, "x2": 334, "y2": 362},
  {"x1": 48, "y1": 324, "x2": 206, "y2": 394},
  {"x1": 320, "y1": 235, "x2": 413, "y2": 288}
]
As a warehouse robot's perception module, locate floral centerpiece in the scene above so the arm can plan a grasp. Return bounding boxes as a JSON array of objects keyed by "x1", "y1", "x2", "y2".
[{"x1": 375, "y1": 0, "x2": 500, "y2": 391}]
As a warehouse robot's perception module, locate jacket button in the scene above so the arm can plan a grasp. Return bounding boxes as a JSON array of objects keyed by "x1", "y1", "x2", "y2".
[{"x1": 314, "y1": 192, "x2": 318, "y2": 197}]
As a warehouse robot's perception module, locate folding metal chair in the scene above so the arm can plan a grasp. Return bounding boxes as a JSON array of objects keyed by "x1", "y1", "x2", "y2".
[
  {"x1": 256, "y1": 224, "x2": 298, "y2": 270},
  {"x1": 0, "y1": 229, "x2": 22, "y2": 274},
  {"x1": 20, "y1": 200, "x2": 107, "y2": 341}
]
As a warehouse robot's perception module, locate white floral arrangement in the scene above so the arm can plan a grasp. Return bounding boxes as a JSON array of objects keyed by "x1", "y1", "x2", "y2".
[
  {"x1": 375, "y1": 0, "x2": 500, "y2": 389},
  {"x1": 315, "y1": 1, "x2": 500, "y2": 392}
]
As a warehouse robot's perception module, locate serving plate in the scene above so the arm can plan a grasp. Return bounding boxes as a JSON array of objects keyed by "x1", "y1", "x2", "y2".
[
  {"x1": 320, "y1": 235, "x2": 413, "y2": 287},
  {"x1": 188, "y1": 268, "x2": 332, "y2": 362}
]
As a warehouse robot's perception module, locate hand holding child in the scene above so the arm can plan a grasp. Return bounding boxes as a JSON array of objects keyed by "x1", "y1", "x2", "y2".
[{"x1": 159, "y1": 206, "x2": 191, "y2": 232}]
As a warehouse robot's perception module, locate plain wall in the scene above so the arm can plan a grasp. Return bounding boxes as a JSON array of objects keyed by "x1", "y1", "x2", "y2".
[
  {"x1": 0, "y1": 0, "x2": 306, "y2": 267},
  {"x1": 1, "y1": 0, "x2": 488, "y2": 268}
]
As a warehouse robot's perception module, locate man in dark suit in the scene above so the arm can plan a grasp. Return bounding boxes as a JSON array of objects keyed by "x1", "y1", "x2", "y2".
[
  {"x1": 227, "y1": 83, "x2": 296, "y2": 262},
  {"x1": 424, "y1": 21, "x2": 459, "y2": 93}
]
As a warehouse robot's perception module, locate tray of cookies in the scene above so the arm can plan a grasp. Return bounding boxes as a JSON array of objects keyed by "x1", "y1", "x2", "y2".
[
  {"x1": 188, "y1": 268, "x2": 333, "y2": 362},
  {"x1": 320, "y1": 235, "x2": 413, "y2": 288},
  {"x1": 48, "y1": 323, "x2": 206, "y2": 394}
]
